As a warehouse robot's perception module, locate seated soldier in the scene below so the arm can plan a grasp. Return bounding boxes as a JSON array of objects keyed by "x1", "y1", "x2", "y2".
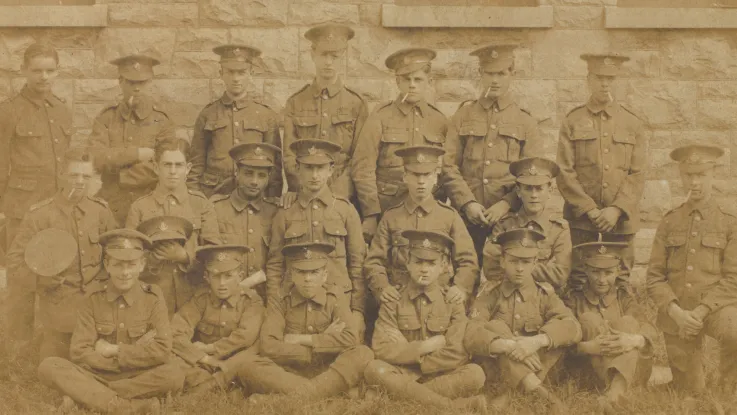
[
  {"x1": 137, "y1": 215, "x2": 197, "y2": 320},
  {"x1": 38, "y1": 229, "x2": 183, "y2": 414},
  {"x1": 465, "y1": 229, "x2": 581, "y2": 413},
  {"x1": 483, "y1": 157, "x2": 571, "y2": 291},
  {"x1": 564, "y1": 241, "x2": 655, "y2": 414},
  {"x1": 363, "y1": 230, "x2": 487, "y2": 413},
  {"x1": 237, "y1": 242, "x2": 373, "y2": 400},
  {"x1": 171, "y1": 244, "x2": 265, "y2": 395}
]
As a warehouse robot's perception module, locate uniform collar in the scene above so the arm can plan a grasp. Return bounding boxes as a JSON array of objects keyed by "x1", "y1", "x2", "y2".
[
  {"x1": 310, "y1": 77, "x2": 344, "y2": 98},
  {"x1": 230, "y1": 189, "x2": 263, "y2": 213},
  {"x1": 583, "y1": 286, "x2": 617, "y2": 308},
  {"x1": 514, "y1": 208, "x2": 551, "y2": 235},
  {"x1": 119, "y1": 95, "x2": 154, "y2": 120},
  {"x1": 500, "y1": 279, "x2": 536, "y2": 302},
  {"x1": 220, "y1": 92, "x2": 251, "y2": 110},
  {"x1": 297, "y1": 186, "x2": 334, "y2": 209},
  {"x1": 20, "y1": 86, "x2": 57, "y2": 108},
  {"x1": 395, "y1": 95, "x2": 428, "y2": 117},
  {"x1": 290, "y1": 286, "x2": 327, "y2": 307},
  {"x1": 684, "y1": 196, "x2": 717, "y2": 218},
  {"x1": 479, "y1": 93, "x2": 513, "y2": 112},
  {"x1": 209, "y1": 292, "x2": 240, "y2": 308},
  {"x1": 407, "y1": 282, "x2": 444, "y2": 303},
  {"x1": 585, "y1": 98, "x2": 616, "y2": 117},
  {"x1": 153, "y1": 185, "x2": 189, "y2": 206},
  {"x1": 105, "y1": 283, "x2": 144, "y2": 305},
  {"x1": 404, "y1": 195, "x2": 435, "y2": 215}
]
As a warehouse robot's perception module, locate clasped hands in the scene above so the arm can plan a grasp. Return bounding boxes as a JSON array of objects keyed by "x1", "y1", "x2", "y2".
[{"x1": 586, "y1": 207, "x2": 623, "y2": 233}]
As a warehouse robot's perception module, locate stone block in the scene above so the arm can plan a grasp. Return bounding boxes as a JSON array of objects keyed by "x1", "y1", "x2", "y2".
[
  {"x1": 230, "y1": 28, "x2": 300, "y2": 77},
  {"x1": 649, "y1": 131, "x2": 671, "y2": 150},
  {"x1": 74, "y1": 79, "x2": 120, "y2": 103},
  {"x1": 696, "y1": 100, "x2": 737, "y2": 130},
  {"x1": 149, "y1": 80, "x2": 211, "y2": 128},
  {"x1": 557, "y1": 80, "x2": 588, "y2": 103},
  {"x1": 622, "y1": 80, "x2": 697, "y2": 130},
  {"x1": 0, "y1": 32, "x2": 35, "y2": 75},
  {"x1": 73, "y1": 103, "x2": 106, "y2": 130},
  {"x1": 263, "y1": 78, "x2": 313, "y2": 113},
  {"x1": 347, "y1": 28, "x2": 411, "y2": 78},
  {"x1": 514, "y1": 48, "x2": 533, "y2": 79},
  {"x1": 344, "y1": 78, "x2": 395, "y2": 103},
  {"x1": 108, "y1": 4, "x2": 197, "y2": 27},
  {"x1": 58, "y1": 49, "x2": 94, "y2": 78},
  {"x1": 647, "y1": 148, "x2": 677, "y2": 180},
  {"x1": 382, "y1": 5, "x2": 553, "y2": 28},
  {"x1": 606, "y1": 7, "x2": 737, "y2": 29},
  {"x1": 639, "y1": 180, "x2": 672, "y2": 227},
  {"x1": 530, "y1": 30, "x2": 609, "y2": 79},
  {"x1": 553, "y1": 6, "x2": 604, "y2": 29},
  {"x1": 32, "y1": 28, "x2": 100, "y2": 49},
  {"x1": 671, "y1": 130, "x2": 731, "y2": 149},
  {"x1": 288, "y1": 3, "x2": 359, "y2": 25},
  {"x1": 699, "y1": 81, "x2": 737, "y2": 100},
  {"x1": 634, "y1": 228, "x2": 657, "y2": 266},
  {"x1": 621, "y1": 51, "x2": 661, "y2": 79},
  {"x1": 544, "y1": 0, "x2": 615, "y2": 4},
  {"x1": 94, "y1": 28, "x2": 177, "y2": 78},
  {"x1": 662, "y1": 33, "x2": 737, "y2": 80},
  {"x1": 175, "y1": 29, "x2": 228, "y2": 52},
  {"x1": 359, "y1": 4, "x2": 382, "y2": 27},
  {"x1": 608, "y1": 30, "x2": 662, "y2": 50},
  {"x1": 432, "y1": 49, "x2": 478, "y2": 80},
  {"x1": 434, "y1": 79, "x2": 476, "y2": 102},
  {"x1": 0, "y1": 78, "x2": 11, "y2": 102},
  {"x1": 170, "y1": 52, "x2": 220, "y2": 79},
  {"x1": 200, "y1": 0, "x2": 288, "y2": 27},
  {"x1": 510, "y1": 80, "x2": 557, "y2": 126},
  {"x1": 433, "y1": 101, "x2": 460, "y2": 118},
  {"x1": 0, "y1": 5, "x2": 108, "y2": 28}
]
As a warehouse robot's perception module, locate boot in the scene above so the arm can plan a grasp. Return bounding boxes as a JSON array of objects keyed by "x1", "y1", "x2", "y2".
[
  {"x1": 129, "y1": 398, "x2": 161, "y2": 415},
  {"x1": 452, "y1": 395, "x2": 488, "y2": 414},
  {"x1": 57, "y1": 396, "x2": 77, "y2": 414},
  {"x1": 488, "y1": 390, "x2": 511, "y2": 412},
  {"x1": 303, "y1": 369, "x2": 349, "y2": 399}
]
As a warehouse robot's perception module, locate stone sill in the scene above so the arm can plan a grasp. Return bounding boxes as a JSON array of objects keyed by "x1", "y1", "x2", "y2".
[
  {"x1": 0, "y1": 5, "x2": 107, "y2": 27},
  {"x1": 382, "y1": 5, "x2": 553, "y2": 28},
  {"x1": 605, "y1": 6, "x2": 737, "y2": 29}
]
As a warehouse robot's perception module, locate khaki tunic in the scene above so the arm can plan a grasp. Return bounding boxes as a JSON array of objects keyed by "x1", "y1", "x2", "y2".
[
  {"x1": 282, "y1": 79, "x2": 368, "y2": 198},
  {"x1": 363, "y1": 197, "x2": 478, "y2": 298},
  {"x1": 188, "y1": 94, "x2": 282, "y2": 197}
]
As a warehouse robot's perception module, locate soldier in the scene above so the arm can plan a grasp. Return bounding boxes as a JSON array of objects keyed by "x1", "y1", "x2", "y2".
[
  {"x1": 465, "y1": 229, "x2": 581, "y2": 413},
  {"x1": 564, "y1": 241, "x2": 655, "y2": 414},
  {"x1": 136, "y1": 215, "x2": 197, "y2": 319},
  {"x1": 211, "y1": 142, "x2": 282, "y2": 302},
  {"x1": 556, "y1": 53, "x2": 647, "y2": 287},
  {"x1": 647, "y1": 144, "x2": 737, "y2": 394},
  {"x1": 351, "y1": 48, "x2": 466, "y2": 242},
  {"x1": 6, "y1": 147, "x2": 117, "y2": 358},
  {"x1": 37, "y1": 229, "x2": 184, "y2": 414},
  {"x1": 89, "y1": 54, "x2": 176, "y2": 223},
  {"x1": 483, "y1": 157, "x2": 572, "y2": 291},
  {"x1": 236, "y1": 242, "x2": 373, "y2": 400},
  {"x1": 187, "y1": 44, "x2": 282, "y2": 198},
  {"x1": 282, "y1": 24, "x2": 368, "y2": 202},
  {"x1": 0, "y1": 43, "x2": 73, "y2": 252},
  {"x1": 363, "y1": 230, "x2": 487, "y2": 413},
  {"x1": 171, "y1": 244, "x2": 265, "y2": 395},
  {"x1": 444, "y1": 44, "x2": 542, "y2": 262},
  {"x1": 266, "y1": 139, "x2": 365, "y2": 333},
  {"x1": 363, "y1": 146, "x2": 478, "y2": 306}
]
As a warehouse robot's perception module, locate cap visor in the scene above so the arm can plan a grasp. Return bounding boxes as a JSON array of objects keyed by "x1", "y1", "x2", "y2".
[
  {"x1": 516, "y1": 176, "x2": 552, "y2": 186},
  {"x1": 504, "y1": 248, "x2": 539, "y2": 259},
  {"x1": 150, "y1": 233, "x2": 186, "y2": 243},
  {"x1": 237, "y1": 159, "x2": 274, "y2": 168},
  {"x1": 394, "y1": 62, "x2": 430, "y2": 76},
  {"x1": 106, "y1": 249, "x2": 145, "y2": 261},
  {"x1": 404, "y1": 164, "x2": 439, "y2": 174},
  {"x1": 589, "y1": 68, "x2": 619, "y2": 77},
  {"x1": 409, "y1": 249, "x2": 443, "y2": 261},
  {"x1": 482, "y1": 59, "x2": 514, "y2": 73},
  {"x1": 119, "y1": 70, "x2": 152, "y2": 82},
  {"x1": 289, "y1": 259, "x2": 328, "y2": 271},
  {"x1": 205, "y1": 261, "x2": 241, "y2": 275},
  {"x1": 680, "y1": 163, "x2": 716, "y2": 174},
  {"x1": 297, "y1": 155, "x2": 332, "y2": 165},
  {"x1": 584, "y1": 258, "x2": 621, "y2": 269},
  {"x1": 220, "y1": 61, "x2": 251, "y2": 70}
]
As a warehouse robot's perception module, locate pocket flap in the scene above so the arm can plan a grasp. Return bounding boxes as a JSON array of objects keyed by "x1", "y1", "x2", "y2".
[
  {"x1": 96, "y1": 323, "x2": 115, "y2": 336},
  {"x1": 89, "y1": 231, "x2": 100, "y2": 244},
  {"x1": 390, "y1": 230, "x2": 408, "y2": 246},
  {"x1": 571, "y1": 129, "x2": 597, "y2": 141},
  {"x1": 426, "y1": 315, "x2": 451, "y2": 332},
  {"x1": 665, "y1": 235, "x2": 687, "y2": 247},
  {"x1": 196, "y1": 321, "x2": 216, "y2": 335},
  {"x1": 498, "y1": 125, "x2": 524, "y2": 141},
  {"x1": 324, "y1": 220, "x2": 347, "y2": 237},
  {"x1": 262, "y1": 234, "x2": 271, "y2": 247},
  {"x1": 613, "y1": 131, "x2": 636, "y2": 145},
  {"x1": 204, "y1": 119, "x2": 229, "y2": 131},
  {"x1": 459, "y1": 122, "x2": 487, "y2": 137},
  {"x1": 285, "y1": 222, "x2": 308, "y2": 239},
  {"x1": 524, "y1": 320, "x2": 541, "y2": 333},
  {"x1": 15, "y1": 124, "x2": 42, "y2": 137},
  {"x1": 423, "y1": 133, "x2": 445, "y2": 144},
  {"x1": 397, "y1": 313, "x2": 421, "y2": 331},
  {"x1": 8, "y1": 176, "x2": 37, "y2": 191},
  {"x1": 331, "y1": 113, "x2": 354, "y2": 125},
  {"x1": 377, "y1": 181, "x2": 400, "y2": 196},
  {"x1": 380, "y1": 131, "x2": 409, "y2": 144},
  {"x1": 242, "y1": 119, "x2": 267, "y2": 132},
  {"x1": 128, "y1": 324, "x2": 148, "y2": 338},
  {"x1": 199, "y1": 171, "x2": 219, "y2": 186},
  {"x1": 702, "y1": 235, "x2": 726, "y2": 249},
  {"x1": 294, "y1": 116, "x2": 319, "y2": 127}
]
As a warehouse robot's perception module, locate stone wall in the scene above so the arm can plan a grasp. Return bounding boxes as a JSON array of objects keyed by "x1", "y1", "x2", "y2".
[{"x1": 1, "y1": 0, "x2": 735, "y2": 267}]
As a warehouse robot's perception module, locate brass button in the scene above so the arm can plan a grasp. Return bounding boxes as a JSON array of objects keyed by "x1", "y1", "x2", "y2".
[
  {"x1": 308, "y1": 325, "x2": 314, "y2": 332},
  {"x1": 689, "y1": 248, "x2": 696, "y2": 254},
  {"x1": 234, "y1": 121, "x2": 239, "y2": 127},
  {"x1": 314, "y1": 239, "x2": 320, "y2": 242},
  {"x1": 248, "y1": 209, "x2": 253, "y2": 215},
  {"x1": 321, "y1": 131, "x2": 327, "y2": 136},
  {"x1": 603, "y1": 183, "x2": 609, "y2": 189},
  {"x1": 603, "y1": 133, "x2": 608, "y2": 137},
  {"x1": 687, "y1": 265, "x2": 693, "y2": 271},
  {"x1": 483, "y1": 179, "x2": 489, "y2": 184},
  {"x1": 417, "y1": 213, "x2": 423, "y2": 218},
  {"x1": 603, "y1": 148, "x2": 610, "y2": 154},
  {"x1": 604, "y1": 165, "x2": 610, "y2": 171},
  {"x1": 128, "y1": 137, "x2": 133, "y2": 141},
  {"x1": 313, "y1": 205, "x2": 318, "y2": 210},
  {"x1": 484, "y1": 160, "x2": 490, "y2": 166},
  {"x1": 307, "y1": 305, "x2": 312, "y2": 311},
  {"x1": 221, "y1": 322, "x2": 226, "y2": 326},
  {"x1": 692, "y1": 232, "x2": 698, "y2": 237},
  {"x1": 528, "y1": 225, "x2": 534, "y2": 230},
  {"x1": 514, "y1": 314, "x2": 520, "y2": 320},
  {"x1": 54, "y1": 139, "x2": 58, "y2": 143},
  {"x1": 119, "y1": 304, "x2": 125, "y2": 309},
  {"x1": 516, "y1": 297, "x2": 521, "y2": 303},
  {"x1": 234, "y1": 139, "x2": 240, "y2": 144},
  {"x1": 119, "y1": 323, "x2": 125, "y2": 329},
  {"x1": 487, "y1": 142, "x2": 493, "y2": 148},
  {"x1": 686, "y1": 283, "x2": 692, "y2": 288},
  {"x1": 312, "y1": 221, "x2": 319, "y2": 226},
  {"x1": 322, "y1": 112, "x2": 328, "y2": 117},
  {"x1": 131, "y1": 120, "x2": 135, "y2": 125},
  {"x1": 248, "y1": 229, "x2": 254, "y2": 234},
  {"x1": 414, "y1": 127, "x2": 419, "y2": 132},
  {"x1": 249, "y1": 248, "x2": 254, "y2": 253},
  {"x1": 695, "y1": 216, "x2": 701, "y2": 221},
  {"x1": 490, "y1": 125, "x2": 497, "y2": 130}
]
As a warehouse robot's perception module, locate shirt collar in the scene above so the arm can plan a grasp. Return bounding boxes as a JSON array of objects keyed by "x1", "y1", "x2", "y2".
[
  {"x1": 310, "y1": 77, "x2": 344, "y2": 98},
  {"x1": 514, "y1": 208, "x2": 551, "y2": 235},
  {"x1": 585, "y1": 98, "x2": 616, "y2": 117},
  {"x1": 583, "y1": 286, "x2": 618, "y2": 308},
  {"x1": 209, "y1": 292, "x2": 240, "y2": 308},
  {"x1": 407, "y1": 282, "x2": 444, "y2": 303},
  {"x1": 394, "y1": 95, "x2": 428, "y2": 117},
  {"x1": 684, "y1": 196, "x2": 717, "y2": 217},
  {"x1": 290, "y1": 286, "x2": 327, "y2": 307},
  {"x1": 230, "y1": 189, "x2": 263, "y2": 213},
  {"x1": 404, "y1": 196, "x2": 435, "y2": 215},
  {"x1": 500, "y1": 279, "x2": 536, "y2": 302},
  {"x1": 220, "y1": 92, "x2": 251, "y2": 110},
  {"x1": 105, "y1": 283, "x2": 143, "y2": 305},
  {"x1": 297, "y1": 186, "x2": 333, "y2": 209},
  {"x1": 479, "y1": 93, "x2": 513, "y2": 112},
  {"x1": 119, "y1": 95, "x2": 154, "y2": 120},
  {"x1": 153, "y1": 185, "x2": 189, "y2": 206},
  {"x1": 20, "y1": 86, "x2": 56, "y2": 108}
]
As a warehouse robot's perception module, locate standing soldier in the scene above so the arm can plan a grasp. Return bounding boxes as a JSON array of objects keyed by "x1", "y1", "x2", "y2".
[
  {"x1": 283, "y1": 24, "x2": 368, "y2": 202},
  {"x1": 188, "y1": 45, "x2": 282, "y2": 198},
  {"x1": 212, "y1": 143, "x2": 282, "y2": 301},
  {"x1": 89, "y1": 54, "x2": 176, "y2": 223},
  {"x1": 352, "y1": 48, "x2": 466, "y2": 243},
  {"x1": 444, "y1": 44, "x2": 542, "y2": 263},
  {"x1": 647, "y1": 145, "x2": 737, "y2": 395},
  {"x1": 6, "y1": 147, "x2": 117, "y2": 358},
  {"x1": 557, "y1": 53, "x2": 646, "y2": 286}
]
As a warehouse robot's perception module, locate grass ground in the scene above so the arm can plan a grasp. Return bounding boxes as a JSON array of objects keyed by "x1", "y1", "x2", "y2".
[{"x1": 1, "y1": 275, "x2": 734, "y2": 414}]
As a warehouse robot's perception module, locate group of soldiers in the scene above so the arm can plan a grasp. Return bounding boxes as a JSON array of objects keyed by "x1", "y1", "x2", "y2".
[{"x1": 2, "y1": 21, "x2": 737, "y2": 415}]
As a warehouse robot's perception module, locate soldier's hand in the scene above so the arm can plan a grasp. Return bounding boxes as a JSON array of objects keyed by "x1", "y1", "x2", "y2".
[
  {"x1": 483, "y1": 200, "x2": 511, "y2": 225},
  {"x1": 280, "y1": 192, "x2": 297, "y2": 209},
  {"x1": 198, "y1": 355, "x2": 224, "y2": 373},
  {"x1": 138, "y1": 147, "x2": 155, "y2": 162},
  {"x1": 380, "y1": 286, "x2": 402, "y2": 303},
  {"x1": 463, "y1": 202, "x2": 488, "y2": 226},
  {"x1": 153, "y1": 241, "x2": 189, "y2": 264},
  {"x1": 586, "y1": 208, "x2": 602, "y2": 221},
  {"x1": 593, "y1": 207, "x2": 622, "y2": 233},
  {"x1": 194, "y1": 342, "x2": 216, "y2": 355},
  {"x1": 361, "y1": 215, "x2": 379, "y2": 245},
  {"x1": 95, "y1": 339, "x2": 119, "y2": 358},
  {"x1": 509, "y1": 337, "x2": 541, "y2": 361},
  {"x1": 419, "y1": 335, "x2": 447, "y2": 355},
  {"x1": 284, "y1": 334, "x2": 302, "y2": 344},
  {"x1": 383, "y1": 327, "x2": 408, "y2": 344},
  {"x1": 522, "y1": 354, "x2": 542, "y2": 372},
  {"x1": 324, "y1": 319, "x2": 347, "y2": 335},
  {"x1": 444, "y1": 286, "x2": 468, "y2": 305},
  {"x1": 600, "y1": 333, "x2": 645, "y2": 356},
  {"x1": 670, "y1": 307, "x2": 703, "y2": 338}
]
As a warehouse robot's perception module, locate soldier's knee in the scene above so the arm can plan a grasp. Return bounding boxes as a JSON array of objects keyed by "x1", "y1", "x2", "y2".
[
  {"x1": 364, "y1": 360, "x2": 391, "y2": 385},
  {"x1": 351, "y1": 345, "x2": 375, "y2": 369},
  {"x1": 157, "y1": 364, "x2": 185, "y2": 393},
  {"x1": 611, "y1": 315, "x2": 640, "y2": 333},
  {"x1": 579, "y1": 311, "x2": 605, "y2": 329},
  {"x1": 463, "y1": 364, "x2": 486, "y2": 389},
  {"x1": 37, "y1": 356, "x2": 67, "y2": 384}
]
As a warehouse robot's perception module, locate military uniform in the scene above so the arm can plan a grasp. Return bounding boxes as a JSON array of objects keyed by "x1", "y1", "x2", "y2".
[
  {"x1": 444, "y1": 45, "x2": 541, "y2": 258},
  {"x1": 283, "y1": 24, "x2": 368, "y2": 199},
  {"x1": 647, "y1": 144, "x2": 737, "y2": 392},
  {"x1": 38, "y1": 229, "x2": 184, "y2": 413},
  {"x1": 236, "y1": 242, "x2": 373, "y2": 398},
  {"x1": 364, "y1": 230, "x2": 487, "y2": 411},
  {"x1": 172, "y1": 245, "x2": 265, "y2": 393},
  {"x1": 266, "y1": 140, "x2": 365, "y2": 314},
  {"x1": 89, "y1": 55, "x2": 176, "y2": 223},
  {"x1": 363, "y1": 146, "x2": 478, "y2": 299},
  {"x1": 188, "y1": 45, "x2": 282, "y2": 198},
  {"x1": 6, "y1": 193, "x2": 117, "y2": 356},
  {"x1": 483, "y1": 158, "x2": 572, "y2": 290},
  {"x1": 556, "y1": 54, "x2": 647, "y2": 283}
]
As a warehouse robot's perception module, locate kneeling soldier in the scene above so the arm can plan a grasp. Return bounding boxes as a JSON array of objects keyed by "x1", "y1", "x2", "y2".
[
  {"x1": 237, "y1": 242, "x2": 373, "y2": 399},
  {"x1": 363, "y1": 230, "x2": 487, "y2": 413},
  {"x1": 564, "y1": 241, "x2": 655, "y2": 414},
  {"x1": 171, "y1": 244, "x2": 265, "y2": 395},
  {"x1": 38, "y1": 229, "x2": 183, "y2": 414},
  {"x1": 465, "y1": 229, "x2": 581, "y2": 413}
]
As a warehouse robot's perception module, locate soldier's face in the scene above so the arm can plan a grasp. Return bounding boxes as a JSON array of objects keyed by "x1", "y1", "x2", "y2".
[
  {"x1": 105, "y1": 257, "x2": 145, "y2": 293},
  {"x1": 156, "y1": 150, "x2": 191, "y2": 191},
  {"x1": 291, "y1": 267, "x2": 328, "y2": 299},
  {"x1": 236, "y1": 165, "x2": 270, "y2": 198},
  {"x1": 221, "y1": 66, "x2": 250, "y2": 97},
  {"x1": 586, "y1": 265, "x2": 619, "y2": 296},
  {"x1": 500, "y1": 253, "x2": 536, "y2": 286},
  {"x1": 407, "y1": 253, "x2": 446, "y2": 287},
  {"x1": 587, "y1": 74, "x2": 615, "y2": 103},
  {"x1": 61, "y1": 160, "x2": 95, "y2": 201},
  {"x1": 680, "y1": 167, "x2": 715, "y2": 202},
  {"x1": 516, "y1": 182, "x2": 552, "y2": 214},
  {"x1": 23, "y1": 56, "x2": 58, "y2": 95},
  {"x1": 205, "y1": 268, "x2": 243, "y2": 300},
  {"x1": 311, "y1": 47, "x2": 345, "y2": 81},
  {"x1": 395, "y1": 69, "x2": 430, "y2": 104},
  {"x1": 119, "y1": 77, "x2": 151, "y2": 100},
  {"x1": 479, "y1": 67, "x2": 512, "y2": 99},
  {"x1": 403, "y1": 170, "x2": 438, "y2": 201},
  {"x1": 297, "y1": 162, "x2": 333, "y2": 193}
]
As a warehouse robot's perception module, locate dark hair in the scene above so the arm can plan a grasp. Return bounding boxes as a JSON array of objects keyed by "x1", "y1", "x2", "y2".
[
  {"x1": 23, "y1": 43, "x2": 59, "y2": 67},
  {"x1": 155, "y1": 139, "x2": 190, "y2": 162}
]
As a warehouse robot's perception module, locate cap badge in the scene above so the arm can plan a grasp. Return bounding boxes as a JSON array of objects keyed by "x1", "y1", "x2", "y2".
[
  {"x1": 520, "y1": 237, "x2": 531, "y2": 248},
  {"x1": 159, "y1": 222, "x2": 168, "y2": 231},
  {"x1": 122, "y1": 239, "x2": 133, "y2": 249},
  {"x1": 326, "y1": 32, "x2": 335, "y2": 41},
  {"x1": 304, "y1": 248, "x2": 312, "y2": 259},
  {"x1": 598, "y1": 245, "x2": 607, "y2": 254},
  {"x1": 417, "y1": 153, "x2": 426, "y2": 163},
  {"x1": 234, "y1": 48, "x2": 240, "y2": 54},
  {"x1": 422, "y1": 239, "x2": 432, "y2": 248},
  {"x1": 254, "y1": 146, "x2": 263, "y2": 155},
  {"x1": 217, "y1": 252, "x2": 227, "y2": 262},
  {"x1": 528, "y1": 165, "x2": 539, "y2": 176},
  {"x1": 490, "y1": 50, "x2": 498, "y2": 59},
  {"x1": 604, "y1": 57, "x2": 613, "y2": 65},
  {"x1": 308, "y1": 146, "x2": 317, "y2": 155},
  {"x1": 133, "y1": 62, "x2": 140, "y2": 70},
  {"x1": 689, "y1": 153, "x2": 702, "y2": 163}
]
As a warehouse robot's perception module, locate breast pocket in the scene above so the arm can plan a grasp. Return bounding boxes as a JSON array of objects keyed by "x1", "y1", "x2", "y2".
[
  {"x1": 293, "y1": 115, "x2": 320, "y2": 139},
  {"x1": 284, "y1": 221, "x2": 308, "y2": 244},
  {"x1": 218, "y1": 220, "x2": 239, "y2": 244},
  {"x1": 389, "y1": 229, "x2": 408, "y2": 269},
  {"x1": 332, "y1": 113, "x2": 356, "y2": 148},
  {"x1": 128, "y1": 323, "x2": 149, "y2": 342},
  {"x1": 196, "y1": 321, "x2": 217, "y2": 338},
  {"x1": 498, "y1": 125, "x2": 525, "y2": 162},
  {"x1": 570, "y1": 128, "x2": 598, "y2": 167},
  {"x1": 396, "y1": 311, "x2": 421, "y2": 332},
  {"x1": 523, "y1": 318, "x2": 542, "y2": 335},
  {"x1": 95, "y1": 322, "x2": 116, "y2": 343},
  {"x1": 204, "y1": 119, "x2": 231, "y2": 153},
  {"x1": 665, "y1": 234, "x2": 687, "y2": 271},
  {"x1": 612, "y1": 130, "x2": 635, "y2": 171},
  {"x1": 458, "y1": 122, "x2": 487, "y2": 162},
  {"x1": 15, "y1": 123, "x2": 43, "y2": 142},
  {"x1": 422, "y1": 132, "x2": 445, "y2": 147},
  {"x1": 86, "y1": 230, "x2": 102, "y2": 266},
  {"x1": 425, "y1": 314, "x2": 451, "y2": 335},
  {"x1": 701, "y1": 233, "x2": 726, "y2": 274},
  {"x1": 240, "y1": 119, "x2": 267, "y2": 143},
  {"x1": 324, "y1": 219, "x2": 347, "y2": 258},
  {"x1": 379, "y1": 128, "x2": 409, "y2": 167}
]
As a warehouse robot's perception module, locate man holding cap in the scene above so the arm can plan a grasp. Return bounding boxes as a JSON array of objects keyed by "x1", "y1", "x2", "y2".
[
  {"x1": 483, "y1": 157, "x2": 572, "y2": 290},
  {"x1": 283, "y1": 24, "x2": 368, "y2": 201},
  {"x1": 444, "y1": 44, "x2": 542, "y2": 264},
  {"x1": 89, "y1": 54, "x2": 176, "y2": 223},
  {"x1": 557, "y1": 53, "x2": 647, "y2": 287},
  {"x1": 38, "y1": 229, "x2": 183, "y2": 414},
  {"x1": 188, "y1": 44, "x2": 282, "y2": 198},
  {"x1": 212, "y1": 142, "x2": 282, "y2": 301},
  {"x1": 647, "y1": 144, "x2": 737, "y2": 394}
]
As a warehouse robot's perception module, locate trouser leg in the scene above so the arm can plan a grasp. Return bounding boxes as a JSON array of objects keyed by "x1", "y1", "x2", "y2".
[
  {"x1": 663, "y1": 330, "x2": 704, "y2": 393},
  {"x1": 38, "y1": 357, "x2": 119, "y2": 412},
  {"x1": 236, "y1": 354, "x2": 311, "y2": 394},
  {"x1": 364, "y1": 359, "x2": 451, "y2": 407},
  {"x1": 5, "y1": 216, "x2": 35, "y2": 344},
  {"x1": 39, "y1": 329, "x2": 72, "y2": 361},
  {"x1": 421, "y1": 364, "x2": 486, "y2": 399},
  {"x1": 703, "y1": 305, "x2": 737, "y2": 388},
  {"x1": 107, "y1": 362, "x2": 185, "y2": 399}
]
